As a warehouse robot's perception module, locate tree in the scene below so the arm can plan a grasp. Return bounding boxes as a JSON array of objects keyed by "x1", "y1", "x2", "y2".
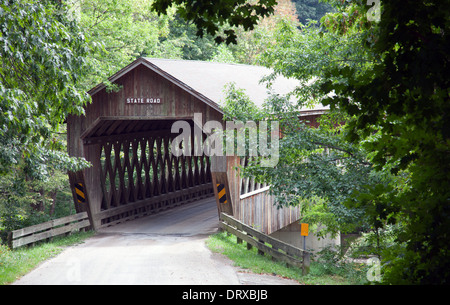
[
  {"x1": 0, "y1": 0, "x2": 92, "y2": 235},
  {"x1": 77, "y1": 0, "x2": 173, "y2": 89},
  {"x1": 291, "y1": 0, "x2": 334, "y2": 25},
  {"x1": 0, "y1": 0, "x2": 91, "y2": 178},
  {"x1": 317, "y1": 0, "x2": 450, "y2": 284},
  {"x1": 151, "y1": 0, "x2": 278, "y2": 44},
  {"x1": 151, "y1": 0, "x2": 450, "y2": 284},
  {"x1": 222, "y1": 81, "x2": 387, "y2": 238},
  {"x1": 157, "y1": 12, "x2": 221, "y2": 61}
]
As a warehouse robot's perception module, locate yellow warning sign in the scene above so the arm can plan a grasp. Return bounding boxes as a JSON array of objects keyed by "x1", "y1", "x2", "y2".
[
  {"x1": 217, "y1": 183, "x2": 227, "y2": 204},
  {"x1": 74, "y1": 183, "x2": 86, "y2": 204},
  {"x1": 301, "y1": 223, "x2": 309, "y2": 236}
]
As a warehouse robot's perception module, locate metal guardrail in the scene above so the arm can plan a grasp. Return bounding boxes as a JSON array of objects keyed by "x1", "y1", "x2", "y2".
[{"x1": 219, "y1": 212, "x2": 310, "y2": 275}]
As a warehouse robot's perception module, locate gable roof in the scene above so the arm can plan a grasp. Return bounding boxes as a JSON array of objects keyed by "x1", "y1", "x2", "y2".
[{"x1": 88, "y1": 57, "x2": 327, "y2": 114}]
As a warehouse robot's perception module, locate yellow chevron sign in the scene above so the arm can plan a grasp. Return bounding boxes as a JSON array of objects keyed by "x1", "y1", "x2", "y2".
[
  {"x1": 74, "y1": 183, "x2": 86, "y2": 204},
  {"x1": 216, "y1": 183, "x2": 227, "y2": 204}
]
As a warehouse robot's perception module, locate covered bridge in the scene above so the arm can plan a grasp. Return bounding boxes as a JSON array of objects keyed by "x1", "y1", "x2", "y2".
[{"x1": 67, "y1": 57, "x2": 327, "y2": 235}]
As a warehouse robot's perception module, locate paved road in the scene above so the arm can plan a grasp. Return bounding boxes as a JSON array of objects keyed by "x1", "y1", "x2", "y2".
[{"x1": 13, "y1": 197, "x2": 299, "y2": 285}]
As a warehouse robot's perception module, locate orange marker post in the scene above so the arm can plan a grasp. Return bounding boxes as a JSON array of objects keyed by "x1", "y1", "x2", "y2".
[
  {"x1": 300, "y1": 223, "x2": 309, "y2": 251},
  {"x1": 300, "y1": 223, "x2": 309, "y2": 236}
]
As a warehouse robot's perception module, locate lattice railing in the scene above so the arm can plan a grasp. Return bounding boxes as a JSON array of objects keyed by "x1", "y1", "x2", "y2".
[{"x1": 99, "y1": 133, "x2": 211, "y2": 211}]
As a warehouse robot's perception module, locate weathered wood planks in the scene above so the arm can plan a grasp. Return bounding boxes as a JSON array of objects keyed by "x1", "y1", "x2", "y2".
[
  {"x1": 224, "y1": 156, "x2": 301, "y2": 235},
  {"x1": 8, "y1": 212, "x2": 90, "y2": 249}
]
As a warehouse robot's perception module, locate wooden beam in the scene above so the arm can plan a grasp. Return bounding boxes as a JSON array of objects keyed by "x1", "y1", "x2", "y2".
[{"x1": 83, "y1": 129, "x2": 173, "y2": 145}]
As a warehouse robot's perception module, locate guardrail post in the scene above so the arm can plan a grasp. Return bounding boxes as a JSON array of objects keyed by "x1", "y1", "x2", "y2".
[
  {"x1": 257, "y1": 239, "x2": 265, "y2": 256},
  {"x1": 247, "y1": 234, "x2": 253, "y2": 250},
  {"x1": 7, "y1": 232, "x2": 12, "y2": 249},
  {"x1": 271, "y1": 245, "x2": 278, "y2": 262},
  {"x1": 302, "y1": 251, "x2": 311, "y2": 275}
]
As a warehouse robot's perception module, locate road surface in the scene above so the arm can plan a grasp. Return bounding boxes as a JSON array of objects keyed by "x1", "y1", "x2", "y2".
[{"x1": 13, "y1": 197, "x2": 299, "y2": 285}]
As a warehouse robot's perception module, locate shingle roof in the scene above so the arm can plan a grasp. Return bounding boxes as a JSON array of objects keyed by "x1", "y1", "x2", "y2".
[{"x1": 144, "y1": 58, "x2": 298, "y2": 107}]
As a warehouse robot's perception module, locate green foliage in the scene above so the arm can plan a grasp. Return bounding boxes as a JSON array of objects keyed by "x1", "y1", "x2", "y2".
[
  {"x1": 272, "y1": 0, "x2": 450, "y2": 284},
  {"x1": 0, "y1": 0, "x2": 92, "y2": 177},
  {"x1": 210, "y1": 44, "x2": 237, "y2": 64},
  {"x1": 151, "y1": 0, "x2": 278, "y2": 44},
  {"x1": 311, "y1": 245, "x2": 367, "y2": 284},
  {"x1": 78, "y1": 0, "x2": 172, "y2": 89},
  {"x1": 0, "y1": 1, "x2": 91, "y2": 240},
  {"x1": 157, "y1": 13, "x2": 219, "y2": 61},
  {"x1": 300, "y1": 197, "x2": 341, "y2": 238},
  {"x1": 212, "y1": 0, "x2": 450, "y2": 283},
  {"x1": 259, "y1": 16, "x2": 375, "y2": 109},
  {"x1": 221, "y1": 83, "x2": 380, "y2": 238},
  {"x1": 222, "y1": 83, "x2": 263, "y2": 122},
  {"x1": 291, "y1": 0, "x2": 334, "y2": 25},
  {"x1": 318, "y1": 0, "x2": 450, "y2": 284},
  {"x1": 346, "y1": 224, "x2": 404, "y2": 259},
  {"x1": 228, "y1": 24, "x2": 274, "y2": 65},
  {"x1": 0, "y1": 154, "x2": 82, "y2": 243}
]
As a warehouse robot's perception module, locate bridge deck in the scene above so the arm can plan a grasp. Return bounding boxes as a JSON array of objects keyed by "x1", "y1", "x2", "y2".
[{"x1": 97, "y1": 196, "x2": 219, "y2": 236}]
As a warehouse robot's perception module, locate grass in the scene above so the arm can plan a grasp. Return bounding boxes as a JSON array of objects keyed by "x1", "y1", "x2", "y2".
[
  {"x1": 1, "y1": 229, "x2": 368, "y2": 285},
  {"x1": 0, "y1": 230, "x2": 95, "y2": 285},
  {"x1": 206, "y1": 231, "x2": 369, "y2": 285}
]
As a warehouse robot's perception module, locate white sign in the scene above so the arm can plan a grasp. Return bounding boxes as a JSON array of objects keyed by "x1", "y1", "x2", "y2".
[{"x1": 126, "y1": 97, "x2": 161, "y2": 104}]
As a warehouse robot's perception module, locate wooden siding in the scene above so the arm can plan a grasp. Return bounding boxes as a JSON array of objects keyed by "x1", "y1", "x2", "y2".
[
  {"x1": 224, "y1": 156, "x2": 301, "y2": 235},
  {"x1": 237, "y1": 190, "x2": 301, "y2": 235}
]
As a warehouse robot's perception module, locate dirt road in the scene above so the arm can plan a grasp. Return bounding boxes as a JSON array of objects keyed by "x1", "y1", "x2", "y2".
[{"x1": 13, "y1": 197, "x2": 299, "y2": 285}]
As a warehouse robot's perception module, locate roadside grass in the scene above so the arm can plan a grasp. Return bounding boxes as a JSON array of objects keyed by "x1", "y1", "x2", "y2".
[
  {"x1": 206, "y1": 231, "x2": 368, "y2": 285},
  {"x1": 1, "y1": 229, "x2": 369, "y2": 285},
  {"x1": 0, "y1": 230, "x2": 95, "y2": 285}
]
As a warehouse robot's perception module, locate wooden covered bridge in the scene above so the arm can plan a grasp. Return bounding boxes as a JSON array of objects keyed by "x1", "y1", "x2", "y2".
[{"x1": 67, "y1": 57, "x2": 326, "y2": 237}]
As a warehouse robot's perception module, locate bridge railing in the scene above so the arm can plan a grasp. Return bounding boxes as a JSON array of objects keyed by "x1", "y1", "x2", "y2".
[
  {"x1": 7, "y1": 212, "x2": 90, "y2": 249},
  {"x1": 220, "y1": 212, "x2": 310, "y2": 275}
]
